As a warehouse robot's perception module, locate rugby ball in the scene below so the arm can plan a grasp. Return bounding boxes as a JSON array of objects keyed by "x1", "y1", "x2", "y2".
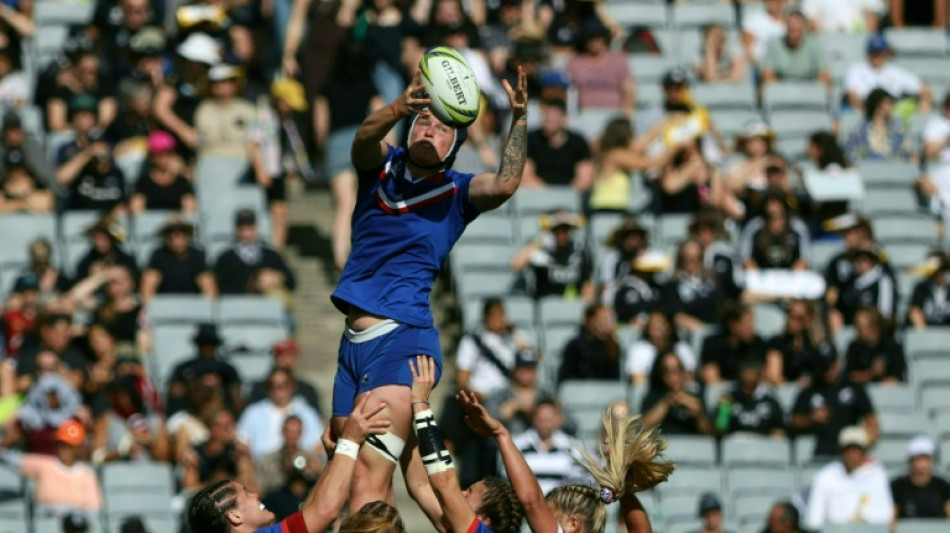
[{"x1": 419, "y1": 46, "x2": 481, "y2": 127}]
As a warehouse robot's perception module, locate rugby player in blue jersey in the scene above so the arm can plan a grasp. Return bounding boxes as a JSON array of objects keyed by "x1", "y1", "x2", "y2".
[{"x1": 329, "y1": 64, "x2": 528, "y2": 519}]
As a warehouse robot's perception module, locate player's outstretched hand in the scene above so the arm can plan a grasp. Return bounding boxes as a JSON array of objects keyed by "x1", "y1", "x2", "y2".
[
  {"x1": 340, "y1": 394, "x2": 391, "y2": 445},
  {"x1": 458, "y1": 390, "x2": 507, "y2": 439},
  {"x1": 502, "y1": 66, "x2": 528, "y2": 119},
  {"x1": 409, "y1": 355, "x2": 437, "y2": 404},
  {"x1": 395, "y1": 71, "x2": 432, "y2": 118}
]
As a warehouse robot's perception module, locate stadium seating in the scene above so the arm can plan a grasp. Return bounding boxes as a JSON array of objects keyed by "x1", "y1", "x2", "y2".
[
  {"x1": 895, "y1": 520, "x2": 950, "y2": 533},
  {"x1": 726, "y1": 468, "x2": 795, "y2": 499},
  {"x1": 146, "y1": 295, "x2": 215, "y2": 327},
  {"x1": 664, "y1": 436, "x2": 717, "y2": 466},
  {"x1": 721, "y1": 435, "x2": 791, "y2": 468},
  {"x1": 101, "y1": 462, "x2": 174, "y2": 497}
]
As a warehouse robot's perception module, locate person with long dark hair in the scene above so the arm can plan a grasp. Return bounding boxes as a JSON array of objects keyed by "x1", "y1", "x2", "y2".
[
  {"x1": 739, "y1": 192, "x2": 810, "y2": 271},
  {"x1": 641, "y1": 350, "x2": 712, "y2": 435},
  {"x1": 589, "y1": 117, "x2": 674, "y2": 213},
  {"x1": 844, "y1": 88, "x2": 915, "y2": 162},
  {"x1": 625, "y1": 311, "x2": 695, "y2": 385},
  {"x1": 807, "y1": 131, "x2": 849, "y2": 171},
  {"x1": 765, "y1": 299, "x2": 834, "y2": 386}
]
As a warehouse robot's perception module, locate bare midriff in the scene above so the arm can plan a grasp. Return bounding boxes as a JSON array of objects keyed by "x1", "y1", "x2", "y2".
[{"x1": 347, "y1": 306, "x2": 389, "y2": 331}]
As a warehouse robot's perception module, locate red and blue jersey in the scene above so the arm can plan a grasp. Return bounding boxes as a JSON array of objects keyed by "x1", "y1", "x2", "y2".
[
  {"x1": 465, "y1": 518, "x2": 494, "y2": 533},
  {"x1": 331, "y1": 145, "x2": 480, "y2": 328},
  {"x1": 254, "y1": 512, "x2": 307, "y2": 533}
]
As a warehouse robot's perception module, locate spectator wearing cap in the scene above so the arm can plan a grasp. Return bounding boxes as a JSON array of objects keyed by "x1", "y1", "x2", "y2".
[
  {"x1": 689, "y1": 210, "x2": 744, "y2": 301},
  {"x1": 801, "y1": 0, "x2": 882, "y2": 33},
  {"x1": 891, "y1": 435, "x2": 950, "y2": 519},
  {"x1": 762, "y1": 502, "x2": 809, "y2": 533},
  {"x1": 140, "y1": 218, "x2": 217, "y2": 303},
  {"x1": 641, "y1": 350, "x2": 712, "y2": 436},
  {"x1": 91, "y1": 0, "x2": 164, "y2": 50},
  {"x1": 761, "y1": 10, "x2": 830, "y2": 87},
  {"x1": 0, "y1": 419, "x2": 103, "y2": 516},
  {"x1": 598, "y1": 217, "x2": 648, "y2": 290},
  {"x1": 456, "y1": 299, "x2": 536, "y2": 399},
  {"x1": 194, "y1": 64, "x2": 256, "y2": 158},
  {"x1": 626, "y1": 311, "x2": 696, "y2": 386},
  {"x1": 830, "y1": 242, "x2": 898, "y2": 330},
  {"x1": 98, "y1": 0, "x2": 155, "y2": 66},
  {"x1": 766, "y1": 299, "x2": 835, "y2": 386},
  {"x1": 129, "y1": 131, "x2": 195, "y2": 214},
  {"x1": 248, "y1": 339, "x2": 320, "y2": 411},
  {"x1": 72, "y1": 217, "x2": 138, "y2": 283},
  {"x1": 611, "y1": 251, "x2": 667, "y2": 326},
  {"x1": 845, "y1": 34, "x2": 931, "y2": 114},
  {"x1": 739, "y1": 192, "x2": 810, "y2": 271},
  {"x1": 522, "y1": 97, "x2": 594, "y2": 189},
  {"x1": 695, "y1": 23, "x2": 746, "y2": 84},
  {"x1": 166, "y1": 323, "x2": 241, "y2": 414},
  {"x1": 565, "y1": 17, "x2": 634, "y2": 117},
  {"x1": 254, "y1": 414, "x2": 323, "y2": 496},
  {"x1": 154, "y1": 32, "x2": 220, "y2": 151},
  {"x1": 118, "y1": 516, "x2": 148, "y2": 533},
  {"x1": 105, "y1": 79, "x2": 156, "y2": 154},
  {"x1": 700, "y1": 302, "x2": 767, "y2": 385},
  {"x1": 250, "y1": 78, "x2": 314, "y2": 250},
  {"x1": 118, "y1": 26, "x2": 166, "y2": 87},
  {"x1": 741, "y1": 0, "x2": 787, "y2": 67},
  {"x1": 485, "y1": 349, "x2": 540, "y2": 436},
  {"x1": 2, "y1": 272, "x2": 40, "y2": 357},
  {"x1": 213, "y1": 208, "x2": 296, "y2": 297},
  {"x1": 664, "y1": 238, "x2": 724, "y2": 332},
  {"x1": 512, "y1": 210, "x2": 594, "y2": 301},
  {"x1": 23, "y1": 238, "x2": 71, "y2": 300},
  {"x1": 694, "y1": 493, "x2": 734, "y2": 533},
  {"x1": 511, "y1": 399, "x2": 590, "y2": 495},
  {"x1": 237, "y1": 367, "x2": 324, "y2": 459},
  {"x1": 908, "y1": 252, "x2": 950, "y2": 329},
  {"x1": 805, "y1": 426, "x2": 892, "y2": 529},
  {"x1": 636, "y1": 67, "x2": 724, "y2": 161},
  {"x1": 822, "y1": 214, "x2": 891, "y2": 309},
  {"x1": 845, "y1": 306, "x2": 906, "y2": 384},
  {"x1": 62, "y1": 511, "x2": 89, "y2": 533},
  {"x1": 58, "y1": 128, "x2": 127, "y2": 213},
  {"x1": 0, "y1": 145, "x2": 53, "y2": 213},
  {"x1": 46, "y1": 49, "x2": 117, "y2": 132},
  {"x1": 0, "y1": 110, "x2": 53, "y2": 189},
  {"x1": 712, "y1": 359, "x2": 785, "y2": 438},
  {"x1": 0, "y1": 41, "x2": 27, "y2": 107},
  {"x1": 558, "y1": 303, "x2": 620, "y2": 384},
  {"x1": 791, "y1": 352, "x2": 878, "y2": 459},
  {"x1": 314, "y1": 40, "x2": 382, "y2": 271},
  {"x1": 844, "y1": 88, "x2": 916, "y2": 162}
]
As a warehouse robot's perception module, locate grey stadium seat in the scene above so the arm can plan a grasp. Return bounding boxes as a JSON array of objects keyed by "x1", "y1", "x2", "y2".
[
  {"x1": 569, "y1": 108, "x2": 618, "y2": 144},
  {"x1": 824, "y1": 525, "x2": 888, "y2": 533},
  {"x1": 33, "y1": 25, "x2": 69, "y2": 58},
  {"x1": 656, "y1": 466, "x2": 723, "y2": 497},
  {"x1": 456, "y1": 216, "x2": 515, "y2": 246},
  {"x1": 753, "y1": 304, "x2": 786, "y2": 338},
  {"x1": 763, "y1": 82, "x2": 828, "y2": 113},
  {"x1": 146, "y1": 295, "x2": 214, "y2": 326},
  {"x1": 217, "y1": 296, "x2": 285, "y2": 326},
  {"x1": 558, "y1": 380, "x2": 626, "y2": 440},
  {"x1": 867, "y1": 384, "x2": 916, "y2": 414},
  {"x1": 703, "y1": 381, "x2": 733, "y2": 415},
  {"x1": 628, "y1": 56, "x2": 676, "y2": 86},
  {"x1": 883, "y1": 243, "x2": 930, "y2": 270},
  {"x1": 863, "y1": 189, "x2": 920, "y2": 216},
  {"x1": 33, "y1": 1, "x2": 94, "y2": 25},
  {"x1": 809, "y1": 241, "x2": 841, "y2": 272},
  {"x1": 603, "y1": 2, "x2": 667, "y2": 30},
  {"x1": 921, "y1": 384, "x2": 950, "y2": 417},
  {"x1": 904, "y1": 328, "x2": 950, "y2": 360},
  {"x1": 670, "y1": 3, "x2": 735, "y2": 29},
  {"x1": 589, "y1": 212, "x2": 627, "y2": 249},
  {"x1": 878, "y1": 413, "x2": 931, "y2": 440},
  {"x1": 455, "y1": 271, "x2": 519, "y2": 303},
  {"x1": 199, "y1": 187, "x2": 267, "y2": 227},
  {"x1": 941, "y1": 440, "x2": 950, "y2": 474},
  {"x1": 460, "y1": 295, "x2": 533, "y2": 332},
  {"x1": 712, "y1": 110, "x2": 766, "y2": 138},
  {"x1": 776, "y1": 384, "x2": 801, "y2": 418},
  {"x1": 194, "y1": 155, "x2": 250, "y2": 198},
  {"x1": 895, "y1": 58, "x2": 950, "y2": 86},
  {"x1": 220, "y1": 323, "x2": 289, "y2": 352},
  {"x1": 726, "y1": 468, "x2": 795, "y2": 498},
  {"x1": 0, "y1": 498, "x2": 25, "y2": 519},
  {"x1": 734, "y1": 494, "x2": 779, "y2": 527},
  {"x1": 768, "y1": 110, "x2": 833, "y2": 137},
  {"x1": 660, "y1": 494, "x2": 702, "y2": 524},
  {"x1": 102, "y1": 462, "x2": 174, "y2": 496},
  {"x1": 721, "y1": 435, "x2": 791, "y2": 468},
  {"x1": 511, "y1": 187, "x2": 580, "y2": 219},
  {"x1": 538, "y1": 298, "x2": 586, "y2": 328},
  {"x1": 229, "y1": 351, "x2": 273, "y2": 383},
  {"x1": 912, "y1": 359, "x2": 950, "y2": 389},
  {"x1": 895, "y1": 519, "x2": 950, "y2": 533},
  {"x1": 883, "y1": 29, "x2": 947, "y2": 58},
  {"x1": 692, "y1": 82, "x2": 756, "y2": 112},
  {"x1": 793, "y1": 435, "x2": 817, "y2": 465},
  {"x1": 663, "y1": 435, "x2": 717, "y2": 466},
  {"x1": 0, "y1": 469, "x2": 20, "y2": 495},
  {"x1": 856, "y1": 159, "x2": 920, "y2": 189},
  {"x1": 872, "y1": 216, "x2": 935, "y2": 245},
  {"x1": 656, "y1": 213, "x2": 692, "y2": 248},
  {"x1": 105, "y1": 493, "x2": 174, "y2": 519},
  {"x1": 151, "y1": 323, "x2": 199, "y2": 387},
  {"x1": 0, "y1": 214, "x2": 56, "y2": 266},
  {"x1": 667, "y1": 521, "x2": 704, "y2": 533},
  {"x1": 872, "y1": 438, "x2": 912, "y2": 471}
]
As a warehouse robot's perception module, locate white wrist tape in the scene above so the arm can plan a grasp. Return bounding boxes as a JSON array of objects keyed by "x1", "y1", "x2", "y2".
[
  {"x1": 335, "y1": 439, "x2": 360, "y2": 460},
  {"x1": 413, "y1": 409, "x2": 454, "y2": 475}
]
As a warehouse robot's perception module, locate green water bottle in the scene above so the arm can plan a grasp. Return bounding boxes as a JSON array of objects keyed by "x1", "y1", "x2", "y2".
[{"x1": 715, "y1": 397, "x2": 732, "y2": 433}]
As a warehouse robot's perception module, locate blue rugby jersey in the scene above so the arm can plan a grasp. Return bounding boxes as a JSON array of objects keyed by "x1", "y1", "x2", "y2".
[{"x1": 331, "y1": 145, "x2": 480, "y2": 327}]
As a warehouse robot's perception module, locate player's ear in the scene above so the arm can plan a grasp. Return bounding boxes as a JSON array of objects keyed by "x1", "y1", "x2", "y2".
[
  {"x1": 226, "y1": 509, "x2": 242, "y2": 526},
  {"x1": 566, "y1": 515, "x2": 581, "y2": 533}
]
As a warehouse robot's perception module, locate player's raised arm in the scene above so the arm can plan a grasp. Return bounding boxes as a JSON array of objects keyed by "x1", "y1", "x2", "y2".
[
  {"x1": 469, "y1": 66, "x2": 528, "y2": 212},
  {"x1": 351, "y1": 71, "x2": 431, "y2": 170},
  {"x1": 298, "y1": 395, "x2": 391, "y2": 532}
]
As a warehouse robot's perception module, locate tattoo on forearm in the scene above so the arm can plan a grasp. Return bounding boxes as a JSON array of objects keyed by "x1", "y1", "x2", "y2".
[{"x1": 498, "y1": 116, "x2": 528, "y2": 188}]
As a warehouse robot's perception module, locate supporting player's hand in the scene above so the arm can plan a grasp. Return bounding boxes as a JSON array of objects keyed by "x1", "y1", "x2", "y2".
[
  {"x1": 394, "y1": 71, "x2": 431, "y2": 118},
  {"x1": 502, "y1": 65, "x2": 528, "y2": 119},
  {"x1": 409, "y1": 355, "x2": 437, "y2": 404},
  {"x1": 321, "y1": 425, "x2": 337, "y2": 460},
  {"x1": 458, "y1": 390, "x2": 508, "y2": 439},
  {"x1": 340, "y1": 394, "x2": 391, "y2": 444}
]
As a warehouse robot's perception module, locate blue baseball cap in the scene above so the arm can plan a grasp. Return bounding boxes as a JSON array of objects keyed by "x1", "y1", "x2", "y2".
[{"x1": 867, "y1": 33, "x2": 890, "y2": 54}]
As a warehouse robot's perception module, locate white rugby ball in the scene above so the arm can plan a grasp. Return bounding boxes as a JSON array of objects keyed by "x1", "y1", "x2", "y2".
[{"x1": 419, "y1": 46, "x2": 481, "y2": 127}]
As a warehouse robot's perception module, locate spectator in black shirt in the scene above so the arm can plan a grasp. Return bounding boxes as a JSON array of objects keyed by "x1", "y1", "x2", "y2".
[
  {"x1": 74, "y1": 217, "x2": 139, "y2": 282},
  {"x1": 766, "y1": 299, "x2": 834, "y2": 386},
  {"x1": 214, "y1": 209, "x2": 296, "y2": 296},
  {"x1": 761, "y1": 502, "x2": 809, "y2": 533},
  {"x1": 690, "y1": 210, "x2": 743, "y2": 301},
  {"x1": 891, "y1": 436, "x2": 950, "y2": 519},
  {"x1": 69, "y1": 264, "x2": 143, "y2": 348},
  {"x1": 558, "y1": 303, "x2": 620, "y2": 384},
  {"x1": 16, "y1": 314, "x2": 87, "y2": 393},
  {"x1": 790, "y1": 349, "x2": 879, "y2": 459},
  {"x1": 140, "y1": 218, "x2": 217, "y2": 303},
  {"x1": 58, "y1": 127, "x2": 127, "y2": 213},
  {"x1": 739, "y1": 192, "x2": 810, "y2": 271},
  {"x1": 822, "y1": 214, "x2": 884, "y2": 310},
  {"x1": 831, "y1": 242, "x2": 898, "y2": 331},
  {"x1": 106, "y1": 79, "x2": 156, "y2": 157},
  {"x1": 612, "y1": 251, "x2": 666, "y2": 327},
  {"x1": 908, "y1": 252, "x2": 950, "y2": 329},
  {"x1": 247, "y1": 339, "x2": 320, "y2": 411},
  {"x1": 641, "y1": 350, "x2": 712, "y2": 435},
  {"x1": 845, "y1": 306, "x2": 906, "y2": 384},
  {"x1": 167, "y1": 323, "x2": 242, "y2": 415},
  {"x1": 0, "y1": 110, "x2": 53, "y2": 191},
  {"x1": 46, "y1": 50, "x2": 116, "y2": 132},
  {"x1": 97, "y1": 0, "x2": 154, "y2": 69},
  {"x1": 523, "y1": 97, "x2": 593, "y2": 189},
  {"x1": 700, "y1": 302, "x2": 767, "y2": 384},
  {"x1": 665, "y1": 238, "x2": 723, "y2": 332},
  {"x1": 511, "y1": 210, "x2": 593, "y2": 301},
  {"x1": 713, "y1": 359, "x2": 784, "y2": 438},
  {"x1": 129, "y1": 131, "x2": 195, "y2": 214},
  {"x1": 598, "y1": 216, "x2": 648, "y2": 290}
]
